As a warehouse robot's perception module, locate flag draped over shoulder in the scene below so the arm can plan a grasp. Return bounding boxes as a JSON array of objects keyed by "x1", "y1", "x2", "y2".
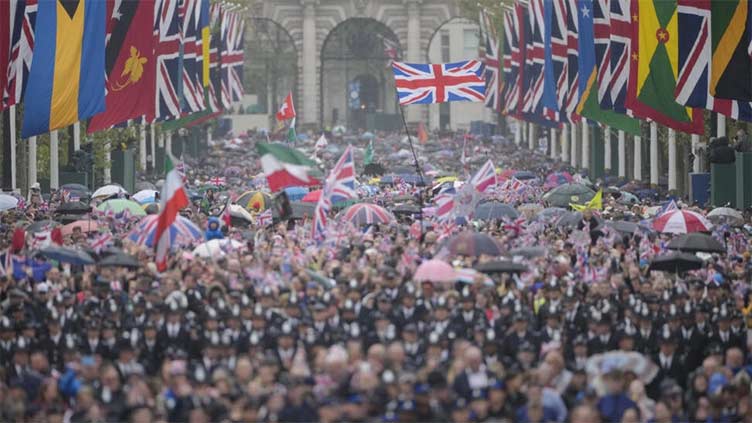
[
  {"x1": 21, "y1": 0, "x2": 106, "y2": 137},
  {"x1": 576, "y1": 0, "x2": 641, "y2": 135},
  {"x1": 627, "y1": 0, "x2": 703, "y2": 134},
  {"x1": 710, "y1": 0, "x2": 752, "y2": 102},
  {"x1": 88, "y1": 0, "x2": 155, "y2": 133}
]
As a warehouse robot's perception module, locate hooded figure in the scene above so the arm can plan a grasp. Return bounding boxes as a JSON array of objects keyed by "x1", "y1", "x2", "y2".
[{"x1": 205, "y1": 217, "x2": 224, "y2": 241}]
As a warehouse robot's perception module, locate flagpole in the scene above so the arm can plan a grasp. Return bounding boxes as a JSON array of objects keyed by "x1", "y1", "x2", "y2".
[{"x1": 398, "y1": 105, "x2": 425, "y2": 244}]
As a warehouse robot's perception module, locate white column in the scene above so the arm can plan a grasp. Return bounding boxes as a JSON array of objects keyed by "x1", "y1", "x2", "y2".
[
  {"x1": 301, "y1": 0, "x2": 318, "y2": 125},
  {"x1": 550, "y1": 128, "x2": 557, "y2": 159},
  {"x1": 633, "y1": 135, "x2": 642, "y2": 181},
  {"x1": 570, "y1": 123, "x2": 578, "y2": 167},
  {"x1": 50, "y1": 130, "x2": 59, "y2": 190},
  {"x1": 165, "y1": 131, "x2": 172, "y2": 156},
  {"x1": 529, "y1": 123, "x2": 535, "y2": 150},
  {"x1": 103, "y1": 143, "x2": 111, "y2": 184},
  {"x1": 150, "y1": 124, "x2": 156, "y2": 169},
  {"x1": 717, "y1": 114, "x2": 726, "y2": 137},
  {"x1": 158, "y1": 131, "x2": 165, "y2": 148},
  {"x1": 28, "y1": 136, "x2": 37, "y2": 187},
  {"x1": 9, "y1": 106, "x2": 17, "y2": 190},
  {"x1": 618, "y1": 130, "x2": 626, "y2": 178},
  {"x1": 650, "y1": 122, "x2": 659, "y2": 186},
  {"x1": 561, "y1": 124, "x2": 569, "y2": 163},
  {"x1": 207, "y1": 127, "x2": 212, "y2": 145},
  {"x1": 515, "y1": 119, "x2": 522, "y2": 146},
  {"x1": 406, "y1": 0, "x2": 423, "y2": 123},
  {"x1": 73, "y1": 121, "x2": 81, "y2": 151},
  {"x1": 604, "y1": 126, "x2": 612, "y2": 172},
  {"x1": 668, "y1": 128, "x2": 677, "y2": 191},
  {"x1": 139, "y1": 124, "x2": 147, "y2": 170},
  {"x1": 582, "y1": 123, "x2": 590, "y2": 169},
  {"x1": 691, "y1": 134, "x2": 701, "y2": 173}
]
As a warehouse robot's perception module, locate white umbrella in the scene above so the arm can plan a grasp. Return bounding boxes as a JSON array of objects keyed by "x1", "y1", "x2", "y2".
[
  {"x1": 132, "y1": 189, "x2": 159, "y2": 204},
  {"x1": 0, "y1": 194, "x2": 19, "y2": 211},
  {"x1": 707, "y1": 207, "x2": 744, "y2": 227},
  {"x1": 586, "y1": 351, "x2": 658, "y2": 396},
  {"x1": 192, "y1": 239, "x2": 245, "y2": 258},
  {"x1": 92, "y1": 184, "x2": 127, "y2": 199}
]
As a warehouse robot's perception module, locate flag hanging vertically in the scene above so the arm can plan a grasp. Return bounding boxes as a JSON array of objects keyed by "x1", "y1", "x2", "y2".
[
  {"x1": 542, "y1": 0, "x2": 568, "y2": 122},
  {"x1": 276, "y1": 91, "x2": 296, "y2": 121},
  {"x1": 576, "y1": 0, "x2": 641, "y2": 135},
  {"x1": 153, "y1": 0, "x2": 182, "y2": 121},
  {"x1": 511, "y1": 1, "x2": 527, "y2": 116},
  {"x1": 607, "y1": 0, "x2": 633, "y2": 115},
  {"x1": 88, "y1": 0, "x2": 156, "y2": 133},
  {"x1": 593, "y1": 0, "x2": 612, "y2": 109},
  {"x1": 627, "y1": 0, "x2": 703, "y2": 134},
  {"x1": 0, "y1": 1, "x2": 13, "y2": 111},
  {"x1": 479, "y1": 8, "x2": 501, "y2": 112},
  {"x1": 154, "y1": 154, "x2": 190, "y2": 272},
  {"x1": 674, "y1": 0, "x2": 752, "y2": 122},
  {"x1": 391, "y1": 60, "x2": 486, "y2": 105},
  {"x1": 199, "y1": 0, "x2": 210, "y2": 87},
  {"x1": 500, "y1": 8, "x2": 513, "y2": 112},
  {"x1": 710, "y1": 0, "x2": 752, "y2": 101},
  {"x1": 521, "y1": 0, "x2": 557, "y2": 126},
  {"x1": 21, "y1": 0, "x2": 106, "y2": 138},
  {"x1": 206, "y1": 1, "x2": 222, "y2": 112},
  {"x1": 4, "y1": 0, "x2": 37, "y2": 110},
  {"x1": 178, "y1": 0, "x2": 204, "y2": 113},
  {"x1": 563, "y1": 0, "x2": 580, "y2": 121},
  {"x1": 222, "y1": 10, "x2": 244, "y2": 103}
]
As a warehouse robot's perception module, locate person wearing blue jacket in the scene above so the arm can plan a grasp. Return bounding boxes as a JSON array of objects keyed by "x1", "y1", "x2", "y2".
[{"x1": 204, "y1": 217, "x2": 224, "y2": 241}]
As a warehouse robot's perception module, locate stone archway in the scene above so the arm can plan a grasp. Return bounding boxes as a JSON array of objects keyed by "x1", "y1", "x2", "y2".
[{"x1": 319, "y1": 18, "x2": 401, "y2": 130}]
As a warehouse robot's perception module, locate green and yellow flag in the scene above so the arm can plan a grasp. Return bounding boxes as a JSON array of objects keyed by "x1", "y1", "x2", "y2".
[
  {"x1": 570, "y1": 189, "x2": 603, "y2": 212},
  {"x1": 710, "y1": 1, "x2": 752, "y2": 101},
  {"x1": 626, "y1": 0, "x2": 703, "y2": 134}
]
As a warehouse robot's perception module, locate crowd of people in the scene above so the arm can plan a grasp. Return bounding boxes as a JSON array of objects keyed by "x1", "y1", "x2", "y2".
[{"x1": 0, "y1": 126, "x2": 751, "y2": 423}]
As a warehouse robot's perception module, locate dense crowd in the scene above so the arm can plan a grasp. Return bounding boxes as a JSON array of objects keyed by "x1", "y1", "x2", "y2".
[{"x1": 0, "y1": 128, "x2": 751, "y2": 423}]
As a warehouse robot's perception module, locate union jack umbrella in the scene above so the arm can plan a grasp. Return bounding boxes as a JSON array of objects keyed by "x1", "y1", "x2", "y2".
[
  {"x1": 652, "y1": 209, "x2": 713, "y2": 234},
  {"x1": 391, "y1": 60, "x2": 486, "y2": 105},
  {"x1": 339, "y1": 203, "x2": 395, "y2": 227},
  {"x1": 127, "y1": 215, "x2": 203, "y2": 248}
]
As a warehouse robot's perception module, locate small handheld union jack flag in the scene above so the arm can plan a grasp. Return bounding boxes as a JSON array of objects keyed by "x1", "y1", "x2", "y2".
[
  {"x1": 391, "y1": 60, "x2": 486, "y2": 105},
  {"x1": 209, "y1": 176, "x2": 226, "y2": 187}
]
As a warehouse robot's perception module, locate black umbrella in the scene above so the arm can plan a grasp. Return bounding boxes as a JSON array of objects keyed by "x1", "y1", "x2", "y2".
[
  {"x1": 474, "y1": 201, "x2": 519, "y2": 221},
  {"x1": 556, "y1": 211, "x2": 603, "y2": 228},
  {"x1": 54, "y1": 201, "x2": 91, "y2": 215},
  {"x1": 363, "y1": 163, "x2": 386, "y2": 176},
  {"x1": 648, "y1": 252, "x2": 703, "y2": 274},
  {"x1": 99, "y1": 252, "x2": 140, "y2": 268},
  {"x1": 38, "y1": 247, "x2": 95, "y2": 265},
  {"x1": 391, "y1": 204, "x2": 421, "y2": 216},
  {"x1": 597, "y1": 220, "x2": 652, "y2": 235},
  {"x1": 285, "y1": 202, "x2": 316, "y2": 220},
  {"x1": 26, "y1": 220, "x2": 59, "y2": 234},
  {"x1": 509, "y1": 246, "x2": 547, "y2": 258},
  {"x1": 442, "y1": 232, "x2": 504, "y2": 257},
  {"x1": 475, "y1": 260, "x2": 528, "y2": 274},
  {"x1": 667, "y1": 233, "x2": 725, "y2": 254}
]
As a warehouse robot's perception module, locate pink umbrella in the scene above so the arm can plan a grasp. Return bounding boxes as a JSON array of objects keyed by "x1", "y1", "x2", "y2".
[
  {"x1": 414, "y1": 259, "x2": 456, "y2": 283},
  {"x1": 301, "y1": 190, "x2": 322, "y2": 203},
  {"x1": 61, "y1": 220, "x2": 100, "y2": 236},
  {"x1": 653, "y1": 209, "x2": 712, "y2": 234}
]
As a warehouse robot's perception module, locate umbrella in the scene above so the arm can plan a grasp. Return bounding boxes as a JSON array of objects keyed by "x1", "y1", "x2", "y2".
[
  {"x1": 55, "y1": 201, "x2": 91, "y2": 215},
  {"x1": 127, "y1": 215, "x2": 202, "y2": 248},
  {"x1": 544, "y1": 172, "x2": 573, "y2": 187},
  {"x1": 227, "y1": 204, "x2": 254, "y2": 226},
  {"x1": 474, "y1": 201, "x2": 519, "y2": 221},
  {"x1": 509, "y1": 246, "x2": 547, "y2": 258},
  {"x1": 517, "y1": 203, "x2": 544, "y2": 214},
  {"x1": 652, "y1": 209, "x2": 712, "y2": 234},
  {"x1": 301, "y1": 190, "x2": 322, "y2": 203},
  {"x1": 61, "y1": 220, "x2": 100, "y2": 235},
  {"x1": 236, "y1": 190, "x2": 271, "y2": 212},
  {"x1": 97, "y1": 199, "x2": 147, "y2": 216},
  {"x1": 0, "y1": 194, "x2": 19, "y2": 211},
  {"x1": 38, "y1": 246, "x2": 95, "y2": 265},
  {"x1": 60, "y1": 183, "x2": 90, "y2": 193},
  {"x1": 707, "y1": 207, "x2": 744, "y2": 226},
  {"x1": 534, "y1": 207, "x2": 568, "y2": 222},
  {"x1": 99, "y1": 252, "x2": 140, "y2": 268},
  {"x1": 543, "y1": 183, "x2": 596, "y2": 208},
  {"x1": 413, "y1": 259, "x2": 456, "y2": 283},
  {"x1": 132, "y1": 189, "x2": 159, "y2": 204},
  {"x1": 597, "y1": 220, "x2": 651, "y2": 235},
  {"x1": 26, "y1": 220, "x2": 58, "y2": 233},
  {"x1": 288, "y1": 202, "x2": 316, "y2": 220},
  {"x1": 475, "y1": 260, "x2": 528, "y2": 274},
  {"x1": 92, "y1": 184, "x2": 127, "y2": 199},
  {"x1": 192, "y1": 239, "x2": 245, "y2": 258},
  {"x1": 615, "y1": 191, "x2": 640, "y2": 205},
  {"x1": 361, "y1": 131, "x2": 375, "y2": 140},
  {"x1": 442, "y1": 232, "x2": 504, "y2": 257},
  {"x1": 556, "y1": 211, "x2": 602, "y2": 228},
  {"x1": 667, "y1": 233, "x2": 725, "y2": 254},
  {"x1": 134, "y1": 181, "x2": 156, "y2": 191},
  {"x1": 391, "y1": 204, "x2": 421, "y2": 216},
  {"x1": 283, "y1": 186, "x2": 309, "y2": 202},
  {"x1": 143, "y1": 203, "x2": 160, "y2": 214},
  {"x1": 513, "y1": 170, "x2": 537, "y2": 181},
  {"x1": 648, "y1": 252, "x2": 704, "y2": 274},
  {"x1": 586, "y1": 351, "x2": 658, "y2": 397},
  {"x1": 340, "y1": 203, "x2": 396, "y2": 226}
]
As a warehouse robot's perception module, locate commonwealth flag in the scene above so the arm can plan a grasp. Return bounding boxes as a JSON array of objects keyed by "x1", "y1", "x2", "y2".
[
  {"x1": 22, "y1": 0, "x2": 105, "y2": 138},
  {"x1": 710, "y1": 0, "x2": 752, "y2": 101},
  {"x1": 576, "y1": 0, "x2": 640, "y2": 135},
  {"x1": 626, "y1": 0, "x2": 703, "y2": 134}
]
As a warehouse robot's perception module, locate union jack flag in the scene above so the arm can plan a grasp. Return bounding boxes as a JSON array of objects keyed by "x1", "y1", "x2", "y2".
[
  {"x1": 312, "y1": 146, "x2": 357, "y2": 241},
  {"x1": 479, "y1": 9, "x2": 501, "y2": 112},
  {"x1": 206, "y1": 2, "x2": 222, "y2": 112},
  {"x1": 500, "y1": 7, "x2": 516, "y2": 113},
  {"x1": 221, "y1": 11, "x2": 244, "y2": 104},
  {"x1": 153, "y1": 0, "x2": 183, "y2": 121},
  {"x1": 542, "y1": 0, "x2": 568, "y2": 122},
  {"x1": 509, "y1": 2, "x2": 527, "y2": 116},
  {"x1": 674, "y1": 0, "x2": 752, "y2": 121},
  {"x1": 379, "y1": 33, "x2": 400, "y2": 68},
  {"x1": 256, "y1": 208, "x2": 272, "y2": 227},
  {"x1": 391, "y1": 60, "x2": 486, "y2": 105},
  {"x1": 470, "y1": 159, "x2": 497, "y2": 193},
  {"x1": 607, "y1": 0, "x2": 632, "y2": 115},
  {"x1": 209, "y1": 176, "x2": 225, "y2": 186},
  {"x1": 3, "y1": 0, "x2": 36, "y2": 109},
  {"x1": 593, "y1": 0, "x2": 612, "y2": 109},
  {"x1": 179, "y1": 0, "x2": 204, "y2": 113},
  {"x1": 521, "y1": 0, "x2": 556, "y2": 125},
  {"x1": 563, "y1": 0, "x2": 580, "y2": 121},
  {"x1": 90, "y1": 232, "x2": 113, "y2": 253}
]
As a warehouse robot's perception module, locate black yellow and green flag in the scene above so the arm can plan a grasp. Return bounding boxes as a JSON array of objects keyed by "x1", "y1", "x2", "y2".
[
  {"x1": 626, "y1": 0, "x2": 703, "y2": 134},
  {"x1": 710, "y1": 0, "x2": 752, "y2": 101}
]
